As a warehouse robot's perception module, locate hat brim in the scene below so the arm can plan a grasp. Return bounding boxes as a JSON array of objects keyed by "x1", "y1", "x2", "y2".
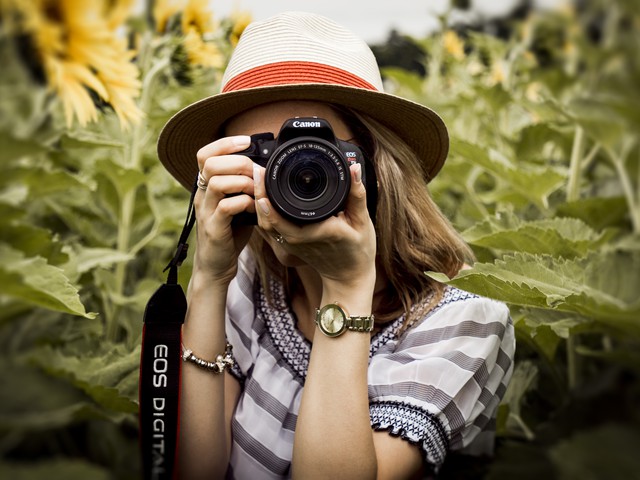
[{"x1": 157, "y1": 83, "x2": 448, "y2": 190}]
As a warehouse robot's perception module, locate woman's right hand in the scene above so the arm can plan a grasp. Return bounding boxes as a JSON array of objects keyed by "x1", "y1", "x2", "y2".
[{"x1": 193, "y1": 135, "x2": 255, "y2": 287}]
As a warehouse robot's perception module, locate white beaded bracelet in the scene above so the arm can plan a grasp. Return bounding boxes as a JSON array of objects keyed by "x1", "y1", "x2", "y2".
[{"x1": 181, "y1": 342, "x2": 234, "y2": 374}]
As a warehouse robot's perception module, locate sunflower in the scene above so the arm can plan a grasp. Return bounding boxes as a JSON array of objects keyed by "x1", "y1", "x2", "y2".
[
  {"x1": 153, "y1": 0, "x2": 183, "y2": 34},
  {"x1": 154, "y1": 0, "x2": 223, "y2": 68},
  {"x1": 228, "y1": 10, "x2": 252, "y2": 46},
  {"x1": 181, "y1": 0, "x2": 223, "y2": 68},
  {"x1": 4, "y1": 0, "x2": 142, "y2": 128},
  {"x1": 443, "y1": 30, "x2": 465, "y2": 61}
]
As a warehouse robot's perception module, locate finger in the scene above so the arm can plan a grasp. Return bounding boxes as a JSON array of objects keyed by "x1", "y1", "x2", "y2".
[
  {"x1": 196, "y1": 135, "x2": 251, "y2": 171},
  {"x1": 343, "y1": 163, "x2": 370, "y2": 225},
  {"x1": 252, "y1": 165, "x2": 266, "y2": 201},
  {"x1": 253, "y1": 165, "x2": 275, "y2": 232},
  {"x1": 201, "y1": 154, "x2": 255, "y2": 179},
  {"x1": 253, "y1": 165, "x2": 300, "y2": 239},
  {"x1": 196, "y1": 154, "x2": 254, "y2": 210},
  {"x1": 210, "y1": 194, "x2": 255, "y2": 225},
  {"x1": 196, "y1": 176, "x2": 254, "y2": 221}
]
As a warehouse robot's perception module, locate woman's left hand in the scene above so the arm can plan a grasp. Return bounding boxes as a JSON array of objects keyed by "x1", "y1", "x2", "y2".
[{"x1": 253, "y1": 163, "x2": 377, "y2": 292}]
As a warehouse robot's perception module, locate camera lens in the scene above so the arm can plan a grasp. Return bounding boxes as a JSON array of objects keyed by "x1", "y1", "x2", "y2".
[
  {"x1": 288, "y1": 157, "x2": 328, "y2": 201},
  {"x1": 265, "y1": 139, "x2": 350, "y2": 222}
]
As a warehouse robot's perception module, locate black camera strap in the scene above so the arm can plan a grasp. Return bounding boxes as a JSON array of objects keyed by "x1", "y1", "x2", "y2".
[{"x1": 139, "y1": 180, "x2": 197, "y2": 480}]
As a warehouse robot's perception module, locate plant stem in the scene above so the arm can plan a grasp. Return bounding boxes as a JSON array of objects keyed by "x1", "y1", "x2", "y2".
[
  {"x1": 564, "y1": 127, "x2": 587, "y2": 390},
  {"x1": 566, "y1": 125, "x2": 585, "y2": 203},
  {"x1": 106, "y1": 34, "x2": 168, "y2": 341},
  {"x1": 567, "y1": 335, "x2": 579, "y2": 390},
  {"x1": 606, "y1": 142, "x2": 640, "y2": 234}
]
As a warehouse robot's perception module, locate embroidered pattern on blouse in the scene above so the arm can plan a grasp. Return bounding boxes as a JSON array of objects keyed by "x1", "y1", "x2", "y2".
[
  {"x1": 258, "y1": 277, "x2": 312, "y2": 383},
  {"x1": 259, "y1": 280, "x2": 480, "y2": 384},
  {"x1": 260, "y1": 277, "x2": 403, "y2": 382},
  {"x1": 370, "y1": 401, "x2": 449, "y2": 468}
]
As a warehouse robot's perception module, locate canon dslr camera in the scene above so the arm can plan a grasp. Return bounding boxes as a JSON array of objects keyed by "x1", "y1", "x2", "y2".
[{"x1": 233, "y1": 117, "x2": 377, "y2": 225}]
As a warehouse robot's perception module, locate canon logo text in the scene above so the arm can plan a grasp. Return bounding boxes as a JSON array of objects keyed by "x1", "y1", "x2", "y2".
[{"x1": 292, "y1": 120, "x2": 321, "y2": 128}]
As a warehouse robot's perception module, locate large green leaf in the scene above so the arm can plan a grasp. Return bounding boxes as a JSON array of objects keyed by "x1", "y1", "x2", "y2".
[
  {"x1": 555, "y1": 196, "x2": 629, "y2": 231},
  {"x1": 427, "y1": 250, "x2": 640, "y2": 335},
  {"x1": 59, "y1": 129, "x2": 125, "y2": 149},
  {"x1": 28, "y1": 343, "x2": 141, "y2": 411},
  {"x1": 3, "y1": 166, "x2": 88, "y2": 198},
  {"x1": 462, "y1": 212, "x2": 611, "y2": 257},
  {"x1": 0, "y1": 221, "x2": 67, "y2": 263},
  {"x1": 568, "y1": 94, "x2": 640, "y2": 150},
  {"x1": 95, "y1": 157, "x2": 147, "y2": 199},
  {"x1": 61, "y1": 245, "x2": 133, "y2": 282},
  {"x1": 515, "y1": 123, "x2": 572, "y2": 163},
  {"x1": 499, "y1": 360, "x2": 538, "y2": 440},
  {"x1": 0, "y1": 245, "x2": 95, "y2": 318},
  {"x1": 0, "y1": 131, "x2": 48, "y2": 162},
  {"x1": 450, "y1": 140, "x2": 566, "y2": 209}
]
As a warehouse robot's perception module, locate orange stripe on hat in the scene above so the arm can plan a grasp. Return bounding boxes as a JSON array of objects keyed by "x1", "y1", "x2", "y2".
[{"x1": 222, "y1": 61, "x2": 378, "y2": 93}]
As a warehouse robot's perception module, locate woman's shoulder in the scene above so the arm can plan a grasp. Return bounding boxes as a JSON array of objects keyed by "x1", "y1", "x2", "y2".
[
  {"x1": 413, "y1": 285, "x2": 511, "y2": 331},
  {"x1": 389, "y1": 286, "x2": 513, "y2": 353}
]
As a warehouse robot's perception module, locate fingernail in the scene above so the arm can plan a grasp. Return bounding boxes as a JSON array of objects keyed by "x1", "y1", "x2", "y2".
[
  {"x1": 354, "y1": 163, "x2": 362, "y2": 184},
  {"x1": 233, "y1": 135, "x2": 251, "y2": 148},
  {"x1": 253, "y1": 165, "x2": 261, "y2": 185},
  {"x1": 258, "y1": 198, "x2": 270, "y2": 216}
]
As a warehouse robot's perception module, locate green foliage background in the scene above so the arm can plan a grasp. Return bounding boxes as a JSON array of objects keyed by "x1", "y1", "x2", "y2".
[{"x1": 1, "y1": 1, "x2": 639, "y2": 478}]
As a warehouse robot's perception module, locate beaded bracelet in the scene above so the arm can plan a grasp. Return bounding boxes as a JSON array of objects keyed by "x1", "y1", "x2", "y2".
[{"x1": 181, "y1": 342, "x2": 234, "y2": 374}]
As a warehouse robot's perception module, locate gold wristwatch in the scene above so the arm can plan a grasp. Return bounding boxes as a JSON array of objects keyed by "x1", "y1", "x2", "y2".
[{"x1": 316, "y1": 303, "x2": 374, "y2": 337}]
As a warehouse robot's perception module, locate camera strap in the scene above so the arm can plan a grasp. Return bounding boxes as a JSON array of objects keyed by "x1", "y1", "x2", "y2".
[{"x1": 139, "y1": 180, "x2": 197, "y2": 480}]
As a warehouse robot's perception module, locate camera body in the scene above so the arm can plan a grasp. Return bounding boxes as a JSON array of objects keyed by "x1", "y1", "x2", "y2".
[{"x1": 233, "y1": 117, "x2": 377, "y2": 225}]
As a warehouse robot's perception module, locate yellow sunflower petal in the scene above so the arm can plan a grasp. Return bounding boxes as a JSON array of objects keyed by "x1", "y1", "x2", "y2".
[
  {"x1": 154, "y1": 0, "x2": 184, "y2": 33},
  {"x1": 182, "y1": 0, "x2": 213, "y2": 35},
  {"x1": 183, "y1": 27, "x2": 223, "y2": 68}
]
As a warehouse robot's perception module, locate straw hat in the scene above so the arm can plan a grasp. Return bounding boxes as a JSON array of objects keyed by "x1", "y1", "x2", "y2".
[{"x1": 158, "y1": 11, "x2": 448, "y2": 190}]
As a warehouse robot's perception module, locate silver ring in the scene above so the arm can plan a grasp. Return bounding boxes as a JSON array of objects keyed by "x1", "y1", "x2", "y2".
[
  {"x1": 196, "y1": 171, "x2": 208, "y2": 191},
  {"x1": 273, "y1": 233, "x2": 285, "y2": 244}
]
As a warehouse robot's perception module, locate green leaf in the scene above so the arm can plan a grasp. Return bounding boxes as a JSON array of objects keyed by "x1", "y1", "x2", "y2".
[
  {"x1": 380, "y1": 67, "x2": 425, "y2": 95},
  {"x1": 426, "y1": 250, "x2": 640, "y2": 335},
  {"x1": 2, "y1": 166, "x2": 89, "y2": 198},
  {"x1": 515, "y1": 123, "x2": 571, "y2": 163},
  {"x1": 450, "y1": 140, "x2": 565, "y2": 209},
  {"x1": 95, "y1": 158, "x2": 147, "y2": 199},
  {"x1": 0, "y1": 222, "x2": 67, "y2": 264},
  {"x1": 499, "y1": 360, "x2": 538, "y2": 440},
  {"x1": 521, "y1": 308, "x2": 596, "y2": 340},
  {"x1": 0, "y1": 244, "x2": 95, "y2": 318},
  {"x1": 462, "y1": 212, "x2": 611, "y2": 257},
  {"x1": 568, "y1": 95, "x2": 639, "y2": 150},
  {"x1": 0, "y1": 131, "x2": 48, "y2": 162},
  {"x1": 59, "y1": 129, "x2": 125, "y2": 149},
  {"x1": 556, "y1": 196, "x2": 630, "y2": 231},
  {"x1": 61, "y1": 245, "x2": 133, "y2": 281},
  {"x1": 28, "y1": 344, "x2": 141, "y2": 411}
]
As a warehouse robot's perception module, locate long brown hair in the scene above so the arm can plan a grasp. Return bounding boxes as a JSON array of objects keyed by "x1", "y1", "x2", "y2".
[{"x1": 250, "y1": 106, "x2": 473, "y2": 327}]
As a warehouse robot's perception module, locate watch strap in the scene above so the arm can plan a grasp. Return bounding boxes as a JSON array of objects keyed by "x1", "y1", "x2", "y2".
[{"x1": 346, "y1": 315, "x2": 374, "y2": 332}]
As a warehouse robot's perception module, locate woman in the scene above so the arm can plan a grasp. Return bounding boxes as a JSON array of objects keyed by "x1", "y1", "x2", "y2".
[{"x1": 157, "y1": 11, "x2": 515, "y2": 480}]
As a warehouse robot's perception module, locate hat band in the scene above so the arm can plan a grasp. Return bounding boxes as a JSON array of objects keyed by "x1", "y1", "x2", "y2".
[{"x1": 222, "y1": 61, "x2": 379, "y2": 93}]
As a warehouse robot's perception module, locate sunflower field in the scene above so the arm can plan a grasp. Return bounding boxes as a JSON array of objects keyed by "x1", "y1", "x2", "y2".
[{"x1": 0, "y1": 0, "x2": 638, "y2": 479}]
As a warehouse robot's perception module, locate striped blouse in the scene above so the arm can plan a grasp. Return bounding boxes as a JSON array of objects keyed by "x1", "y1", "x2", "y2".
[{"x1": 224, "y1": 250, "x2": 515, "y2": 479}]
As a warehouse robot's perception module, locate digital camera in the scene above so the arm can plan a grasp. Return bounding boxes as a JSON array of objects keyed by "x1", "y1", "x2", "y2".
[{"x1": 233, "y1": 117, "x2": 377, "y2": 225}]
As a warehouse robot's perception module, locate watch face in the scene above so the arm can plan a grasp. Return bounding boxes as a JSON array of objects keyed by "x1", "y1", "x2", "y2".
[{"x1": 319, "y1": 304, "x2": 346, "y2": 337}]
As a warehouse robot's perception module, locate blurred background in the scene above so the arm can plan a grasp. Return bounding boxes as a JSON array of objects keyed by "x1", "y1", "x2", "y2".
[{"x1": 0, "y1": 0, "x2": 638, "y2": 478}]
